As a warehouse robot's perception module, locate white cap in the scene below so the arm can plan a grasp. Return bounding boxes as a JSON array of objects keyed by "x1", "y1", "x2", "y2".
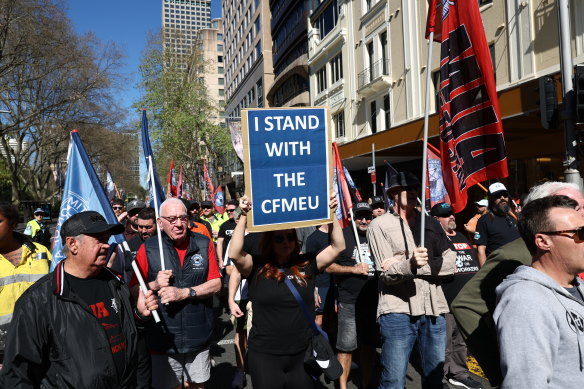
[
  {"x1": 488, "y1": 182, "x2": 507, "y2": 195},
  {"x1": 475, "y1": 199, "x2": 488, "y2": 207}
]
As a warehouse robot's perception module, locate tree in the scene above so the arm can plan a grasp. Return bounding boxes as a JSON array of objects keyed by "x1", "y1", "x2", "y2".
[
  {"x1": 0, "y1": 0, "x2": 131, "y2": 204},
  {"x1": 136, "y1": 29, "x2": 234, "y2": 200}
]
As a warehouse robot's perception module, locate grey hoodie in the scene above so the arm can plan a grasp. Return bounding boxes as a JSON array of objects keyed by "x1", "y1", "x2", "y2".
[{"x1": 494, "y1": 265, "x2": 584, "y2": 388}]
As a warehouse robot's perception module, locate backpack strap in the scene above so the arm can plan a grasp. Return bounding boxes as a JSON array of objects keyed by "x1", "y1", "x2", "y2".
[{"x1": 281, "y1": 274, "x2": 328, "y2": 339}]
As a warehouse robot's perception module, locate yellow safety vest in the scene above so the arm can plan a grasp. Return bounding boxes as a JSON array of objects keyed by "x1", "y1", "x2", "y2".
[{"x1": 0, "y1": 241, "x2": 52, "y2": 329}]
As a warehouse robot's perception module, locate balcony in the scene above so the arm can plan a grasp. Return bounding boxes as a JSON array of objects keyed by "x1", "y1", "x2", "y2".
[{"x1": 357, "y1": 59, "x2": 391, "y2": 96}]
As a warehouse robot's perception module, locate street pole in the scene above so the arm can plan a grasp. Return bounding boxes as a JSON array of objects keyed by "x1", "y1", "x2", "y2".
[
  {"x1": 372, "y1": 143, "x2": 376, "y2": 196},
  {"x1": 557, "y1": 0, "x2": 583, "y2": 189}
]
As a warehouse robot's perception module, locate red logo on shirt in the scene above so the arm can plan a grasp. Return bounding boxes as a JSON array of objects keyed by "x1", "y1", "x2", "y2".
[
  {"x1": 89, "y1": 302, "x2": 110, "y2": 318},
  {"x1": 452, "y1": 242, "x2": 471, "y2": 250}
]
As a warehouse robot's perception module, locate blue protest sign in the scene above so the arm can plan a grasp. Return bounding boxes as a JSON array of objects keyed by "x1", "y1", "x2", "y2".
[{"x1": 242, "y1": 107, "x2": 332, "y2": 231}]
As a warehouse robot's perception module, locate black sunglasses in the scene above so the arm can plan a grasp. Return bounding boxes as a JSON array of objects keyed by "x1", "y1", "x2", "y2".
[
  {"x1": 226, "y1": 208, "x2": 236, "y2": 213},
  {"x1": 540, "y1": 227, "x2": 584, "y2": 242},
  {"x1": 112, "y1": 206, "x2": 123, "y2": 210},
  {"x1": 273, "y1": 232, "x2": 297, "y2": 244},
  {"x1": 202, "y1": 206, "x2": 213, "y2": 209}
]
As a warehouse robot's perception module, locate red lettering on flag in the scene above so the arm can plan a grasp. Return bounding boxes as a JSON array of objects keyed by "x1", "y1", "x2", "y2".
[{"x1": 426, "y1": 0, "x2": 508, "y2": 213}]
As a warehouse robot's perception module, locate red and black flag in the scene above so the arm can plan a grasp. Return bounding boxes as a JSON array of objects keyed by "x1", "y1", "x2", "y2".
[{"x1": 426, "y1": 0, "x2": 508, "y2": 213}]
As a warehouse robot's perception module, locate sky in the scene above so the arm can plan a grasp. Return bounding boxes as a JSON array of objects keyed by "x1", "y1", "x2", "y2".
[{"x1": 65, "y1": 0, "x2": 222, "y2": 113}]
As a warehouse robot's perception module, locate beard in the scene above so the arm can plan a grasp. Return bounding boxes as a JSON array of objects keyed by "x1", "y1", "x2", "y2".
[{"x1": 493, "y1": 201, "x2": 511, "y2": 215}]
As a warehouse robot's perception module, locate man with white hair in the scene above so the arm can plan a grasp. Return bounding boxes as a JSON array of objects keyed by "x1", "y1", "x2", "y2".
[
  {"x1": 132, "y1": 198, "x2": 222, "y2": 389},
  {"x1": 451, "y1": 181, "x2": 584, "y2": 386}
]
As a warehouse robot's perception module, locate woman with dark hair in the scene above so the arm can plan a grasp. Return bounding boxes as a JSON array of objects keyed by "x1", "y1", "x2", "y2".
[
  {"x1": 228, "y1": 194, "x2": 345, "y2": 389},
  {"x1": 0, "y1": 202, "x2": 52, "y2": 362}
]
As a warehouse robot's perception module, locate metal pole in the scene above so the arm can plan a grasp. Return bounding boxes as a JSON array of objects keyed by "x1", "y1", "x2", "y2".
[
  {"x1": 557, "y1": 0, "x2": 583, "y2": 189},
  {"x1": 372, "y1": 143, "x2": 376, "y2": 196},
  {"x1": 420, "y1": 32, "x2": 434, "y2": 247}
]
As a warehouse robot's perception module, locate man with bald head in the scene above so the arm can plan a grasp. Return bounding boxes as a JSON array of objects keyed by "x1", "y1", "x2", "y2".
[
  {"x1": 451, "y1": 181, "x2": 584, "y2": 386},
  {"x1": 132, "y1": 198, "x2": 222, "y2": 389}
]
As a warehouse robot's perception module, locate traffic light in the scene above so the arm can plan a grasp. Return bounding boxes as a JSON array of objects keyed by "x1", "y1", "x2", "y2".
[
  {"x1": 537, "y1": 76, "x2": 558, "y2": 130},
  {"x1": 576, "y1": 65, "x2": 584, "y2": 124}
]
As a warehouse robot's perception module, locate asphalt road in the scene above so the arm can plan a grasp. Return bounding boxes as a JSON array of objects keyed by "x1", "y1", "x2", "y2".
[{"x1": 206, "y1": 296, "x2": 492, "y2": 389}]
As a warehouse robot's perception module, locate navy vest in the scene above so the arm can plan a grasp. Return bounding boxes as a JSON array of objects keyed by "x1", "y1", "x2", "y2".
[{"x1": 143, "y1": 231, "x2": 215, "y2": 354}]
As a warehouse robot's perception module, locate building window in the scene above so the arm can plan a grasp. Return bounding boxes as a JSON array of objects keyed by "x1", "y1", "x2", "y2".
[
  {"x1": 315, "y1": 0, "x2": 340, "y2": 40},
  {"x1": 255, "y1": 16, "x2": 261, "y2": 35},
  {"x1": 370, "y1": 101, "x2": 377, "y2": 134},
  {"x1": 330, "y1": 53, "x2": 343, "y2": 84},
  {"x1": 217, "y1": 44, "x2": 223, "y2": 51},
  {"x1": 489, "y1": 42, "x2": 496, "y2": 79},
  {"x1": 316, "y1": 66, "x2": 327, "y2": 93},
  {"x1": 255, "y1": 40, "x2": 261, "y2": 59},
  {"x1": 380, "y1": 31, "x2": 388, "y2": 74},
  {"x1": 218, "y1": 66, "x2": 224, "y2": 74},
  {"x1": 219, "y1": 89, "x2": 225, "y2": 96},
  {"x1": 383, "y1": 94, "x2": 390, "y2": 130},
  {"x1": 219, "y1": 78, "x2": 224, "y2": 85},
  {"x1": 334, "y1": 111, "x2": 345, "y2": 138},
  {"x1": 479, "y1": 0, "x2": 493, "y2": 6},
  {"x1": 256, "y1": 79, "x2": 263, "y2": 107},
  {"x1": 217, "y1": 33, "x2": 223, "y2": 41}
]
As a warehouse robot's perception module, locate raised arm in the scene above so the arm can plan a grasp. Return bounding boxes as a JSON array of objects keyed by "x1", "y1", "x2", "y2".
[
  {"x1": 316, "y1": 195, "x2": 345, "y2": 271},
  {"x1": 228, "y1": 196, "x2": 253, "y2": 277}
]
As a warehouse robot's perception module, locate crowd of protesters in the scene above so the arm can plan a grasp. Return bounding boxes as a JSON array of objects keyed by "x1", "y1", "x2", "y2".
[{"x1": 2, "y1": 175, "x2": 584, "y2": 388}]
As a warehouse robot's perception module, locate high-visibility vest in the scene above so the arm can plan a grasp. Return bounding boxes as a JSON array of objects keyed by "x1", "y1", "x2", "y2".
[{"x1": 0, "y1": 241, "x2": 52, "y2": 331}]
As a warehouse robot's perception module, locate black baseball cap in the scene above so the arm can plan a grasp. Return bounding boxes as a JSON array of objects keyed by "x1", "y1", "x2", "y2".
[
  {"x1": 354, "y1": 202, "x2": 372, "y2": 214},
  {"x1": 370, "y1": 196, "x2": 385, "y2": 207},
  {"x1": 201, "y1": 200, "x2": 213, "y2": 208},
  {"x1": 60, "y1": 211, "x2": 124, "y2": 244},
  {"x1": 430, "y1": 202, "x2": 453, "y2": 217}
]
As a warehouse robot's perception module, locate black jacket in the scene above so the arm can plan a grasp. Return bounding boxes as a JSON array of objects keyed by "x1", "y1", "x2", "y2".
[{"x1": 0, "y1": 262, "x2": 139, "y2": 388}]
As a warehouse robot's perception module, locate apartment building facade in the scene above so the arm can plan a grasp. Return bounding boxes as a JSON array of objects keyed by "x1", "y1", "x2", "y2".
[{"x1": 308, "y1": 0, "x2": 584, "y2": 203}]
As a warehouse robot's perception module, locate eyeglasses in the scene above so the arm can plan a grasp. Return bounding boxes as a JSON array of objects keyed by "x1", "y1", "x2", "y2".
[
  {"x1": 540, "y1": 227, "x2": 584, "y2": 243},
  {"x1": 112, "y1": 206, "x2": 123, "y2": 210},
  {"x1": 273, "y1": 232, "x2": 297, "y2": 244},
  {"x1": 226, "y1": 208, "x2": 236, "y2": 213},
  {"x1": 160, "y1": 215, "x2": 189, "y2": 224}
]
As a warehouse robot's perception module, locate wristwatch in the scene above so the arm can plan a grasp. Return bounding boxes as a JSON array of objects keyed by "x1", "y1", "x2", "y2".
[{"x1": 189, "y1": 288, "x2": 197, "y2": 298}]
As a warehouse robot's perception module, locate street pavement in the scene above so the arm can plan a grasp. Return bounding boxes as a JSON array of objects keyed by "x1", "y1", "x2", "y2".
[{"x1": 207, "y1": 296, "x2": 493, "y2": 389}]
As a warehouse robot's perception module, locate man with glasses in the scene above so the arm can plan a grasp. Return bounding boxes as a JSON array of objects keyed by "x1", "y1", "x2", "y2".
[
  {"x1": 131, "y1": 198, "x2": 222, "y2": 389},
  {"x1": 327, "y1": 202, "x2": 379, "y2": 389},
  {"x1": 431, "y1": 202, "x2": 482, "y2": 389},
  {"x1": 112, "y1": 199, "x2": 125, "y2": 218},
  {"x1": 474, "y1": 183, "x2": 520, "y2": 267},
  {"x1": 368, "y1": 172, "x2": 456, "y2": 389},
  {"x1": 494, "y1": 195, "x2": 584, "y2": 387}
]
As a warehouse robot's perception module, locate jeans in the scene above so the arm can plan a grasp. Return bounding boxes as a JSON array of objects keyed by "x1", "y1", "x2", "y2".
[{"x1": 378, "y1": 313, "x2": 446, "y2": 389}]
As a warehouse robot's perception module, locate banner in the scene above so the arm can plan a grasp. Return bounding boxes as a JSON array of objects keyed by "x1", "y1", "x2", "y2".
[
  {"x1": 426, "y1": 0, "x2": 508, "y2": 213},
  {"x1": 167, "y1": 160, "x2": 177, "y2": 197},
  {"x1": 228, "y1": 120, "x2": 244, "y2": 161},
  {"x1": 242, "y1": 107, "x2": 333, "y2": 231},
  {"x1": 213, "y1": 185, "x2": 225, "y2": 214},
  {"x1": 426, "y1": 143, "x2": 451, "y2": 208},
  {"x1": 203, "y1": 159, "x2": 214, "y2": 200},
  {"x1": 141, "y1": 110, "x2": 165, "y2": 210},
  {"x1": 51, "y1": 130, "x2": 126, "y2": 271},
  {"x1": 105, "y1": 170, "x2": 116, "y2": 201},
  {"x1": 332, "y1": 142, "x2": 353, "y2": 229},
  {"x1": 177, "y1": 165, "x2": 183, "y2": 198}
]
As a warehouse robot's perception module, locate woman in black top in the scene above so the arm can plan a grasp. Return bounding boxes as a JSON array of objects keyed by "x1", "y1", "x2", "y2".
[{"x1": 229, "y1": 195, "x2": 345, "y2": 389}]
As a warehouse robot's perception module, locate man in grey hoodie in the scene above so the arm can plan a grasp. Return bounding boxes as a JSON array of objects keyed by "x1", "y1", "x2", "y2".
[{"x1": 494, "y1": 195, "x2": 584, "y2": 388}]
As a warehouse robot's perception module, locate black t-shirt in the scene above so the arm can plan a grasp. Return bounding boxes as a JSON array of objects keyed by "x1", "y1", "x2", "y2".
[
  {"x1": 304, "y1": 229, "x2": 331, "y2": 288},
  {"x1": 335, "y1": 227, "x2": 376, "y2": 304},
  {"x1": 247, "y1": 254, "x2": 316, "y2": 355},
  {"x1": 65, "y1": 270, "x2": 127, "y2": 376},
  {"x1": 441, "y1": 232, "x2": 480, "y2": 305},
  {"x1": 218, "y1": 219, "x2": 237, "y2": 255},
  {"x1": 243, "y1": 232, "x2": 262, "y2": 256},
  {"x1": 474, "y1": 212, "x2": 520, "y2": 254}
]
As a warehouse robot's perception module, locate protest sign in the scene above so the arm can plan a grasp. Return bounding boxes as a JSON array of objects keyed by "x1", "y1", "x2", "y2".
[{"x1": 242, "y1": 107, "x2": 333, "y2": 231}]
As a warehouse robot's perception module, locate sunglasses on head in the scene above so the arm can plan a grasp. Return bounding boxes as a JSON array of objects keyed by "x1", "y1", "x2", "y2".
[
  {"x1": 273, "y1": 232, "x2": 297, "y2": 244},
  {"x1": 540, "y1": 226, "x2": 584, "y2": 242}
]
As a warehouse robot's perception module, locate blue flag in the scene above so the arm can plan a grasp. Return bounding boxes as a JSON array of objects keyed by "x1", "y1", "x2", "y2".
[
  {"x1": 50, "y1": 130, "x2": 126, "y2": 271},
  {"x1": 141, "y1": 110, "x2": 165, "y2": 211}
]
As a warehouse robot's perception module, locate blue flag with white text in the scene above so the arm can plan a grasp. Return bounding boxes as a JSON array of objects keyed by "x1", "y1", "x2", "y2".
[
  {"x1": 141, "y1": 110, "x2": 165, "y2": 211},
  {"x1": 50, "y1": 130, "x2": 126, "y2": 271}
]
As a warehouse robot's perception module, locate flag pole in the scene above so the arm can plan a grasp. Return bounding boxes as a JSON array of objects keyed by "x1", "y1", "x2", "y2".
[
  {"x1": 148, "y1": 156, "x2": 166, "y2": 272},
  {"x1": 348, "y1": 208, "x2": 364, "y2": 263},
  {"x1": 420, "y1": 31, "x2": 435, "y2": 247}
]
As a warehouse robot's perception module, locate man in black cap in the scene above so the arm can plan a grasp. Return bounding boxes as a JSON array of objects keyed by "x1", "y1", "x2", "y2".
[
  {"x1": 123, "y1": 199, "x2": 146, "y2": 241},
  {"x1": 474, "y1": 183, "x2": 520, "y2": 267},
  {"x1": 431, "y1": 202, "x2": 481, "y2": 389},
  {"x1": 367, "y1": 172, "x2": 456, "y2": 389},
  {"x1": 200, "y1": 200, "x2": 226, "y2": 243},
  {"x1": 1, "y1": 211, "x2": 159, "y2": 388},
  {"x1": 327, "y1": 202, "x2": 379, "y2": 389},
  {"x1": 369, "y1": 195, "x2": 386, "y2": 218}
]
